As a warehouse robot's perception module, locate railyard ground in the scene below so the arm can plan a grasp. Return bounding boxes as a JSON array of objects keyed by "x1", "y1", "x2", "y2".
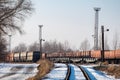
[
  {"x1": 29, "y1": 60, "x2": 120, "y2": 80},
  {"x1": 93, "y1": 62, "x2": 120, "y2": 79},
  {"x1": 28, "y1": 60, "x2": 120, "y2": 80},
  {"x1": 0, "y1": 61, "x2": 120, "y2": 80}
]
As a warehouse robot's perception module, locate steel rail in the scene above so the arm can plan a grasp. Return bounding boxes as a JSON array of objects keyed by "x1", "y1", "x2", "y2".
[
  {"x1": 78, "y1": 66, "x2": 91, "y2": 80},
  {"x1": 65, "y1": 64, "x2": 71, "y2": 80}
]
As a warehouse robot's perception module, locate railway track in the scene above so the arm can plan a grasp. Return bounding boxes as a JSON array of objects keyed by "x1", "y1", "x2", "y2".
[
  {"x1": 42, "y1": 63, "x2": 93, "y2": 80},
  {"x1": 79, "y1": 66, "x2": 91, "y2": 80},
  {"x1": 65, "y1": 64, "x2": 91, "y2": 80},
  {"x1": 65, "y1": 64, "x2": 70, "y2": 80}
]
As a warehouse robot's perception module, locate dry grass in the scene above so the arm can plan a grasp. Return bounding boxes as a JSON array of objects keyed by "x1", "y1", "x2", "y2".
[
  {"x1": 107, "y1": 65, "x2": 115, "y2": 73},
  {"x1": 27, "y1": 59, "x2": 54, "y2": 80},
  {"x1": 107, "y1": 65, "x2": 120, "y2": 78},
  {"x1": 94, "y1": 64, "x2": 120, "y2": 79},
  {"x1": 102, "y1": 61, "x2": 109, "y2": 65}
]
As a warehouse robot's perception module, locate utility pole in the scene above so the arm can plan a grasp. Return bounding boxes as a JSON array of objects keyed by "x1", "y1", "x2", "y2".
[
  {"x1": 39, "y1": 25, "x2": 43, "y2": 58},
  {"x1": 101, "y1": 26, "x2": 104, "y2": 62},
  {"x1": 101, "y1": 25, "x2": 109, "y2": 62},
  {"x1": 94, "y1": 7, "x2": 101, "y2": 50}
]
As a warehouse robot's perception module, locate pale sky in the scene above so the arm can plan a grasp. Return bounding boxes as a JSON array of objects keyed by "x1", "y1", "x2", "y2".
[{"x1": 10, "y1": 0, "x2": 120, "y2": 50}]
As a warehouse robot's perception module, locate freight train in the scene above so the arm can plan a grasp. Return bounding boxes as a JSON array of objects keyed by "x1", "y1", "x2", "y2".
[
  {"x1": 45, "y1": 49, "x2": 120, "y2": 63},
  {"x1": 6, "y1": 51, "x2": 40, "y2": 62},
  {"x1": 91, "y1": 50, "x2": 120, "y2": 63},
  {"x1": 6, "y1": 49, "x2": 120, "y2": 63}
]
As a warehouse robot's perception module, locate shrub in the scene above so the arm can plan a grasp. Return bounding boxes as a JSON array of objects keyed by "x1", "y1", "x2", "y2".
[
  {"x1": 27, "y1": 59, "x2": 54, "y2": 80},
  {"x1": 107, "y1": 65, "x2": 115, "y2": 73}
]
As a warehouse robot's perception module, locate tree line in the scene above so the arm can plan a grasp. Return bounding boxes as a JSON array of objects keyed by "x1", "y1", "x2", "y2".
[
  {"x1": 13, "y1": 40, "x2": 73, "y2": 53},
  {"x1": 13, "y1": 34, "x2": 120, "y2": 54}
]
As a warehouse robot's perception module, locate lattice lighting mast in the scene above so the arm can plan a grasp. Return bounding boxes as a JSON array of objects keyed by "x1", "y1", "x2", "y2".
[{"x1": 94, "y1": 7, "x2": 101, "y2": 50}]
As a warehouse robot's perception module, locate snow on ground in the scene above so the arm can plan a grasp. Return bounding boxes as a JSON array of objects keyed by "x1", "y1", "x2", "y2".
[
  {"x1": 0, "y1": 63, "x2": 39, "y2": 80},
  {"x1": 43, "y1": 63, "x2": 86, "y2": 80},
  {"x1": 2, "y1": 63, "x2": 119, "y2": 80},
  {"x1": 81, "y1": 65, "x2": 120, "y2": 80},
  {"x1": 42, "y1": 63, "x2": 67, "y2": 80}
]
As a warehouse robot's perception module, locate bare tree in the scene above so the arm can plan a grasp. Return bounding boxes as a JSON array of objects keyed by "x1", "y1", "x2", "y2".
[
  {"x1": 51, "y1": 40, "x2": 58, "y2": 52},
  {"x1": 44, "y1": 40, "x2": 60, "y2": 53},
  {"x1": 80, "y1": 39, "x2": 90, "y2": 51},
  {"x1": 0, "y1": 0, "x2": 33, "y2": 34},
  {"x1": 112, "y1": 32, "x2": 119, "y2": 50},
  {"x1": 27, "y1": 40, "x2": 73, "y2": 53},
  {"x1": 0, "y1": 36, "x2": 7, "y2": 61},
  {"x1": 104, "y1": 36, "x2": 109, "y2": 50},
  {"x1": 28, "y1": 42, "x2": 39, "y2": 51},
  {"x1": 98, "y1": 34, "x2": 110, "y2": 50},
  {"x1": 43, "y1": 41, "x2": 51, "y2": 53},
  {"x1": 42, "y1": 40, "x2": 72, "y2": 53},
  {"x1": 13, "y1": 43, "x2": 27, "y2": 52},
  {"x1": 63, "y1": 40, "x2": 71, "y2": 52},
  {"x1": 119, "y1": 43, "x2": 120, "y2": 49},
  {"x1": 57, "y1": 42, "x2": 64, "y2": 52}
]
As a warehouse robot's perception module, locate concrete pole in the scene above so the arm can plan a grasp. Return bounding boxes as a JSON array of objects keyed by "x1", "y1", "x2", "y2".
[{"x1": 39, "y1": 25, "x2": 43, "y2": 58}]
